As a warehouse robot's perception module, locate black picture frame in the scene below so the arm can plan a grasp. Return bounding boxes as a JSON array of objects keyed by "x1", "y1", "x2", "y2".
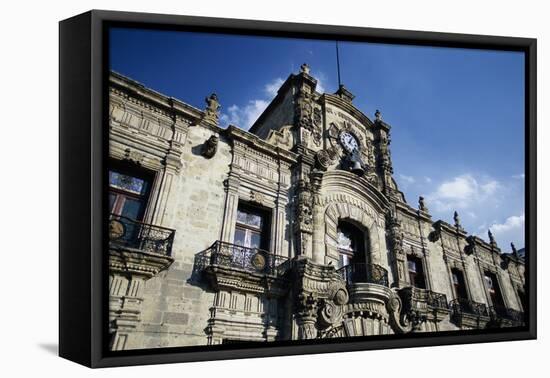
[{"x1": 59, "y1": 9, "x2": 537, "y2": 368}]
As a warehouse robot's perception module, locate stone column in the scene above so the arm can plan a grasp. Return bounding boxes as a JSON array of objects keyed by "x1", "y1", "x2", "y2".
[
  {"x1": 310, "y1": 172, "x2": 325, "y2": 264},
  {"x1": 220, "y1": 174, "x2": 241, "y2": 243},
  {"x1": 295, "y1": 293, "x2": 318, "y2": 339}
]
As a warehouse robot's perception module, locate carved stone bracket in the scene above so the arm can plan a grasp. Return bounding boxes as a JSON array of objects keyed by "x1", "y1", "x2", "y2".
[{"x1": 201, "y1": 134, "x2": 219, "y2": 159}]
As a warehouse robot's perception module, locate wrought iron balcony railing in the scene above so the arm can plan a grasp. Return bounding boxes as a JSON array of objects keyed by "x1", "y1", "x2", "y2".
[
  {"x1": 450, "y1": 298, "x2": 489, "y2": 318},
  {"x1": 109, "y1": 214, "x2": 176, "y2": 256},
  {"x1": 337, "y1": 263, "x2": 389, "y2": 287},
  {"x1": 427, "y1": 291, "x2": 449, "y2": 310},
  {"x1": 200, "y1": 240, "x2": 289, "y2": 276},
  {"x1": 489, "y1": 304, "x2": 524, "y2": 323}
]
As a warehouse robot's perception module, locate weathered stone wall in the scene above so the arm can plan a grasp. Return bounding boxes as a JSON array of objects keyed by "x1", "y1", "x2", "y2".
[{"x1": 134, "y1": 124, "x2": 233, "y2": 348}]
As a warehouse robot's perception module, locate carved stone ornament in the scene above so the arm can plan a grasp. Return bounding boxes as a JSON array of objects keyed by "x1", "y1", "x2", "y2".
[
  {"x1": 202, "y1": 134, "x2": 218, "y2": 159},
  {"x1": 318, "y1": 300, "x2": 344, "y2": 328},
  {"x1": 251, "y1": 252, "x2": 267, "y2": 271},
  {"x1": 327, "y1": 122, "x2": 340, "y2": 139},
  {"x1": 204, "y1": 93, "x2": 220, "y2": 124},
  {"x1": 109, "y1": 219, "x2": 125, "y2": 240},
  {"x1": 313, "y1": 107, "x2": 322, "y2": 126},
  {"x1": 386, "y1": 212, "x2": 404, "y2": 256},
  {"x1": 315, "y1": 150, "x2": 331, "y2": 170},
  {"x1": 250, "y1": 191, "x2": 266, "y2": 206},
  {"x1": 266, "y1": 125, "x2": 294, "y2": 149}
]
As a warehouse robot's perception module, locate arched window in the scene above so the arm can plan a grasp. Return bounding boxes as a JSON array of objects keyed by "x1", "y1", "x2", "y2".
[{"x1": 336, "y1": 221, "x2": 366, "y2": 268}]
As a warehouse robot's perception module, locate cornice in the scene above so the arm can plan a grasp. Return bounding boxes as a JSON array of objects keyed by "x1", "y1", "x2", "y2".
[{"x1": 110, "y1": 71, "x2": 204, "y2": 123}]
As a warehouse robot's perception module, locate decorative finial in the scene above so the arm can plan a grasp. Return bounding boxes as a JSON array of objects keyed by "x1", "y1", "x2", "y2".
[
  {"x1": 204, "y1": 93, "x2": 220, "y2": 125},
  {"x1": 511, "y1": 242, "x2": 518, "y2": 257},
  {"x1": 375, "y1": 109, "x2": 382, "y2": 121},
  {"x1": 418, "y1": 196, "x2": 428, "y2": 212},
  {"x1": 300, "y1": 63, "x2": 310, "y2": 74},
  {"x1": 488, "y1": 229, "x2": 496, "y2": 246},
  {"x1": 453, "y1": 211, "x2": 461, "y2": 227}
]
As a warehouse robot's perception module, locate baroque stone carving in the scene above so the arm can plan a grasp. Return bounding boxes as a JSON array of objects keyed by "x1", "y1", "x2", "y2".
[
  {"x1": 249, "y1": 191, "x2": 266, "y2": 206},
  {"x1": 315, "y1": 150, "x2": 332, "y2": 170},
  {"x1": 202, "y1": 135, "x2": 219, "y2": 159},
  {"x1": 296, "y1": 292, "x2": 319, "y2": 339},
  {"x1": 266, "y1": 125, "x2": 294, "y2": 149},
  {"x1": 204, "y1": 93, "x2": 220, "y2": 124}
]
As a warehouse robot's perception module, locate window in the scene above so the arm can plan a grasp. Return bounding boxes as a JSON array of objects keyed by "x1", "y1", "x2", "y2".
[
  {"x1": 233, "y1": 204, "x2": 270, "y2": 250},
  {"x1": 407, "y1": 255, "x2": 426, "y2": 289},
  {"x1": 108, "y1": 162, "x2": 154, "y2": 221},
  {"x1": 336, "y1": 221, "x2": 365, "y2": 268},
  {"x1": 484, "y1": 272, "x2": 504, "y2": 307},
  {"x1": 451, "y1": 269, "x2": 468, "y2": 300}
]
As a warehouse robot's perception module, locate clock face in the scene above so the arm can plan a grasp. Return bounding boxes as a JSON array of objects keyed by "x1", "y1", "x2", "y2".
[{"x1": 339, "y1": 131, "x2": 359, "y2": 153}]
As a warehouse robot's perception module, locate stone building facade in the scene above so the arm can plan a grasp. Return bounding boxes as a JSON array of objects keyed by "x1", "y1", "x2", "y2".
[{"x1": 107, "y1": 65, "x2": 526, "y2": 351}]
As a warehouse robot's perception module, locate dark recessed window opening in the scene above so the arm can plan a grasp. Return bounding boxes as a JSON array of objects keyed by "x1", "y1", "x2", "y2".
[
  {"x1": 451, "y1": 268, "x2": 468, "y2": 300},
  {"x1": 234, "y1": 203, "x2": 271, "y2": 251},
  {"x1": 407, "y1": 255, "x2": 426, "y2": 289},
  {"x1": 336, "y1": 221, "x2": 366, "y2": 268},
  {"x1": 484, "y1": 271, "x2": 505, "y2": 307}
]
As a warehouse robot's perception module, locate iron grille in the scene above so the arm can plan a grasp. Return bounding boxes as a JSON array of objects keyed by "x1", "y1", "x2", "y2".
[
  {"x1": 337, "y1": 263, "x2": 389, "y2": 286},
  {"x1": 450, "y1": 298, "x2": 489, "y2": 317},
  {"x1": 201, "y1": 240, "x2": 289, "y2": 276},
  {"x1": 109, "y1": 214, "x2": 175, "y2": 256}
]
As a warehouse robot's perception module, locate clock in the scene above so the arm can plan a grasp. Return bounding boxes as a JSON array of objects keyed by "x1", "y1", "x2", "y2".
[{"x1": 339, "y1": 131, "x2": 359, "y2": 153}]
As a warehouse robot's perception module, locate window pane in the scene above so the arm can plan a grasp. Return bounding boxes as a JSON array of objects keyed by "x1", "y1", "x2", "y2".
[
  {"x1": 234, "y1": 228, "x2": 247, "y2": 246},
  {"x1": 236, "y1": 209, "x2": 262, "y2": 228},
  {"x1": 234, "y1": 227, "x2": 262, "y2": 249},
  {"x1": 109, "y1": 171, "x2": 148, "y2": 195},
  {"x1": 109, "y1": 193, "x2": 117, "y2": 213},
  {"x1": 249, "y1": 231, "x2": 261, "y2": 249},
  {"x1": 120, "y1": 197, "x2": 145, "y2": 220},
  {"x1": 408, "y1": 260, "x2": 417, "y2": 273}
]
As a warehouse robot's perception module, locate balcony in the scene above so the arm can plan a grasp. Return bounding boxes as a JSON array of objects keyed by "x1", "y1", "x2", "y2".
[
  {"x1": 427, "y1": 291, "x2": 449, "y2": 310},
  {"x1": 449, "y1": 298, "x2": 490, "y2": 329},
  {"x1": 197, "y1": 241, "x2": 291, "y2": 296},
  {"x1": 199, "y1": 241, "x2": 290, "y2": 275},
  {"x1": 398, "y1": 287, "x2": 449, "y2": 329},
  {"x1": 489, "y1": 304, "x2": 525, "y2": 327},
  {"x1": 109, "y1": 214, "x2": 176, "y2": 256},
  {"x1": 337, "y1": 263, "x2": 389, "y2": 287}
]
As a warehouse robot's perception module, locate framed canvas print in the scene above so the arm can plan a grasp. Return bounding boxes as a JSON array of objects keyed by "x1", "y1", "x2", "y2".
[{"x1": 59, "y1": 10, "x2": 536, "y2": 368}]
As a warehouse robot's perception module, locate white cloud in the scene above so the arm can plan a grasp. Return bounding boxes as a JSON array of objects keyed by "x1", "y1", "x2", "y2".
[
  {"x1": 220, "y1": 100, "x2": 269, "y2": 130},
  {"x1": 221, "y1": 71, "x2": 329, "y2": 130},
  {"x1": 482, "y1": 213, "x2": 525, "y2": 248},
  {"x1": 426, "y1": 174, "x2": 500, "y2": 212},
  {"x1": 512, "y1": 173, "x2": 525, "y2": 179},
  {"x1": 398, "y1": 174, "x2": 415, "y2": 185},
  {"x1": 313, "y1": 71, "x2": 327, "y2": 93},
  {"x1": 264, "y1": 78, "x2": 284, "y2": 98},
  {"x1": 489, "y1": 213, "x2": 525, "y2": 234}
]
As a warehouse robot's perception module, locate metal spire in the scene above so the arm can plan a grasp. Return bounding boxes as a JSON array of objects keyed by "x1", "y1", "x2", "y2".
[{"x1": 336, "y1": 41, "x2": 342, "y2": 88}]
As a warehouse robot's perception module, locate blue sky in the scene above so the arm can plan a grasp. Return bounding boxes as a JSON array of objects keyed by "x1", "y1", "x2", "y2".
[{"x1": 110, "y1": 28, "x2": 525, "y2": 250}]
